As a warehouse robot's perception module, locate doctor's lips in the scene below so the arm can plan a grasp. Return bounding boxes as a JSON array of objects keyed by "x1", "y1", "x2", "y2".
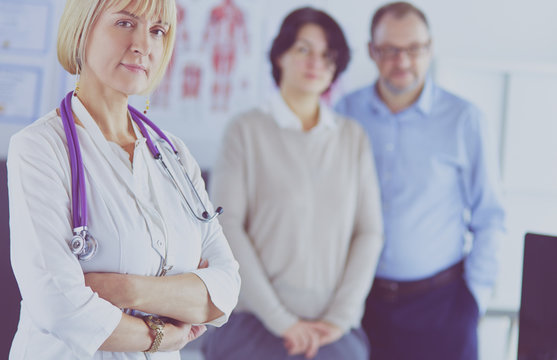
[{"x1": 122, "y1": 63, "x2": 147, "y2": 73}]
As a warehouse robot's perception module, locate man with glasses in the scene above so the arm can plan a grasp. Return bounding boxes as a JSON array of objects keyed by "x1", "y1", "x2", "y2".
[{"x1": 335, "y1": 2, "x2": 505, "y2": 359}]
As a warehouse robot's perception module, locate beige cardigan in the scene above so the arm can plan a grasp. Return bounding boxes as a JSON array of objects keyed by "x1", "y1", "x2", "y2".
[{"x1": 210, "y1": 102, "x2": 383, "y2": 337}]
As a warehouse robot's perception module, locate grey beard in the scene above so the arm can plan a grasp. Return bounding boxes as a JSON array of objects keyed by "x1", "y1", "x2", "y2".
[{"x1": 382, "y1": 77, "x2": 421, "y2": 96}]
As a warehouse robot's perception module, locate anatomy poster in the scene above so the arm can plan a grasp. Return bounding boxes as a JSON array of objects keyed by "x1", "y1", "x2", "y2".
[{"x1": 142, "y1": 0, "x2": 264, "y2": 167}]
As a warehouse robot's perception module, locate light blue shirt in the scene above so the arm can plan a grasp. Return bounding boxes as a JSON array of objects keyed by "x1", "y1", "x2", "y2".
[{"x1": 335, "y1": 79, "x2": 505, "y2": 313}]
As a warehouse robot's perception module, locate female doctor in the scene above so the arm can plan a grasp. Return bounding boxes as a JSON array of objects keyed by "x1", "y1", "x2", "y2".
[{"x1": 7, "y1": 0, "x2": 240, "y2": 358}]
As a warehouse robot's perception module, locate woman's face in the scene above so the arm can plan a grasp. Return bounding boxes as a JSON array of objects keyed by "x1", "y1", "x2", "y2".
[
  {"x1": 81, "y1": 4, "x2": 169, "y2": 96},
  {"x1": 278, "y1": 23, "x2": 336, "y2": 96}
]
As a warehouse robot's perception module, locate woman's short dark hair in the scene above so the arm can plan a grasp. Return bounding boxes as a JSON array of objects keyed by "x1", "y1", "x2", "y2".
[{"x1": 269, "y1": 7, "x2": 350, "y2": 87}]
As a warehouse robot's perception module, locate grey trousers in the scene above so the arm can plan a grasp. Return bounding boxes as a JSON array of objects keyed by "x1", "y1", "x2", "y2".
[{"x1": 203, "y1": 312, "x2": 370, "y2": 360}]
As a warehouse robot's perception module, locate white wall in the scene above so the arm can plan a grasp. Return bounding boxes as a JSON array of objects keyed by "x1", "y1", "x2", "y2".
[{"x1": 3, "y1": 0, "x2": 557, "y2": 164}]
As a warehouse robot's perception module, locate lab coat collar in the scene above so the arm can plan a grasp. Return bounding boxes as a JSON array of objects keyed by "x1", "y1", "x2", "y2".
[{"x1": 70, "y1": 95, "x2": 137, "y2": 184}]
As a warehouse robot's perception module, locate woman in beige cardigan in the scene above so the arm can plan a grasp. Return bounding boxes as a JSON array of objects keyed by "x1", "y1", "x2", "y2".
[{"x1": 205, "y1": 7, "x2": 384, "y2": 360}]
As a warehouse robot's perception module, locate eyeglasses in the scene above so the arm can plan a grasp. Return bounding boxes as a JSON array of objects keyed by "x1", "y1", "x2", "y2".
[
  {"x1": 290, "y1": 41, "x2": 337, "y2": 69},
  {"x1": 372, "y1": 41, "x2": 431, "y2": 61}
]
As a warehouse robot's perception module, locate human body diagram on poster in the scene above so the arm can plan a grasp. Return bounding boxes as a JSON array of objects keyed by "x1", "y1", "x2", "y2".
[{"x1": 152, "y1": 0, "x2": 250, "y2": 115}]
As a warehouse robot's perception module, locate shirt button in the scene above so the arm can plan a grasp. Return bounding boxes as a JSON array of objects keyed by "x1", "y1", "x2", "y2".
[
  {"x1": 157, "y1": 240, "x2": 163, "y2": 247},
  {"x1": 384, "y1": 172, "x2": 392, "y2": 181},
  {"x1": 385, "y1": 143, "x2": 394, "y2": 152}
]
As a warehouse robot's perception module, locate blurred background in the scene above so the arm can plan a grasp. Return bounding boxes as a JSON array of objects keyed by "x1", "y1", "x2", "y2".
[{"x1": 1, "y1": 0, "x2": 557, "y2": 359}]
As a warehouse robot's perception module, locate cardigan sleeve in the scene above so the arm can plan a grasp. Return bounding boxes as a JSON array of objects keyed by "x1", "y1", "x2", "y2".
[{"x1": 321, "y1": 123, "x2": 384, "y2": 332}]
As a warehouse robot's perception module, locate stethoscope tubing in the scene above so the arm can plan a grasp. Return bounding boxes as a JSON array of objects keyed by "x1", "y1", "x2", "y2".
[
  {"x1": 59, "y1": 91, "x2": 222, "y2": 261},
  {"x1": 128, "y1": 105, "x2": 222, "y2": 222},
  {"x1": 61, "y1": 92, "x2": 87, "y2": 230}
]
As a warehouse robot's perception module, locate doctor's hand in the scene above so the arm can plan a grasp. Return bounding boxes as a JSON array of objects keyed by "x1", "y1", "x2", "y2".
[
  {"x1": 159, "y1": 319, "x2": 207, "y2": 352},
  {"x1": 283, "y1": 321, "x2": 321, "y2": 359},
  {"x1": 198, "y1": 258, "x2": 209, "y2": 269}
]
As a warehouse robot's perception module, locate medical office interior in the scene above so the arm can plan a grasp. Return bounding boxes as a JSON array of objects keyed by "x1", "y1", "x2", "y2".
[{"x1": 1, "y1": 0, "x2": 557, "y2": 359}]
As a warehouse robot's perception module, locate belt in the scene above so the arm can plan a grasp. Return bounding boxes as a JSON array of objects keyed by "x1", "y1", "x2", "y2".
[{"x1": 371, "y1": 261, "x2": 464, "y2": 302}]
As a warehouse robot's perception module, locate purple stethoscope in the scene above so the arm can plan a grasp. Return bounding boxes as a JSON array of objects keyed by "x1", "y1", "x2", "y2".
[{"x1": 60, "y1": 91, "x2": 223, "y2": 261}]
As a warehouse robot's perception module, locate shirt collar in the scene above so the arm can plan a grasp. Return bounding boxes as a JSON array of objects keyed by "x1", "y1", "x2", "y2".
[
  {"x1": 368, "y1": 76, "x2": 435, "y2": 118},
  {"x1": 261, "y1": 91, "x2": 337, "y2": 131},
  {"x1": 414, "y1": 77, "x2": 434, "y2": 115}
]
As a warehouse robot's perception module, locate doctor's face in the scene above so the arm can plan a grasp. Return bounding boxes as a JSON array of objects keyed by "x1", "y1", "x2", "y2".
[
  {"x1": 81, "y1": 4, "x2": 169, "y2": 96},
  {"x1": 369, "y1": 12, "x2": 432, "y2": 95}
]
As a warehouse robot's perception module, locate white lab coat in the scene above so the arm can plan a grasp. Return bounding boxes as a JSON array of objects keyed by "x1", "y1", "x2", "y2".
[{"x1": 7, "y1": 96, "x2": 240, "y2": 359}]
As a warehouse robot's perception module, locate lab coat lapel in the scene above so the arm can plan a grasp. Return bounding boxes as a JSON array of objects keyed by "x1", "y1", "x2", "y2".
[{"x1": 70, "y1": 95, "x2": 136, "y2": 192}]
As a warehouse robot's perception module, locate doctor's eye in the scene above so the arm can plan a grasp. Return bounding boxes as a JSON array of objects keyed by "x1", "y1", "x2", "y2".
[
  {"x1": 151, "y1": 27, "x2": 167, "y2": 38},
  {"x1": 116, "y1": 20, "x2": 134, "y2": 28}
]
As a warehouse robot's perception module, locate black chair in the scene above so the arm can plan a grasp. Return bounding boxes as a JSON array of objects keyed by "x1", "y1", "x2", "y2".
[
  {"x1": 0, "y1": 159, "x2": 21, "y2": 358},
  {"x1": 518, "y1": 232, "x2": 557, "y2": 360}
]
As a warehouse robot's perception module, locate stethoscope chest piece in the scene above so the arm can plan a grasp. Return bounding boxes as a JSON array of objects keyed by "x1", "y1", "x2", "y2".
[{"x1": 70, "y1": 230, "x2": 98, "y2": 262}]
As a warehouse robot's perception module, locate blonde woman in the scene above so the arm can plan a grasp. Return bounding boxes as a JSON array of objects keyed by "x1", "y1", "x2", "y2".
[{"x1": 8, "y1": 0, "x2": 240, "y2": 358}]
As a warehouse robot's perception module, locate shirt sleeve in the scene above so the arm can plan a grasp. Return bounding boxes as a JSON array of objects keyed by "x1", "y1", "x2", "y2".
[
  {"x1": 209, "y1": 118, "x2": 299, "y2": 336},
  {"x1": 8, "y1": 126, "x2": 122, "y2": 358},
  {"x1": 321, "y1": 124, "x2": 384, "y2": 332},
  {"x1": 169, "y1": 135, "x2": 241, "y2": 327},
  {"x1": 461, "y1": 107, "x2": 506, "y2": 314}
]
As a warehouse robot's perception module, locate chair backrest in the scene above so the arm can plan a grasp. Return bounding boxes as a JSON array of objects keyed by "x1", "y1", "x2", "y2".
[
  {"x1": 518, "y1": 232, "x2": 557, "y2": 359},
  {"x1": 0, "y1": 159, "x2": 21, "y2": 358}
]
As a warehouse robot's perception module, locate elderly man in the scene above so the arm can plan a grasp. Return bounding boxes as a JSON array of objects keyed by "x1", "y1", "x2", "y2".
[{"x1": 335, "y1": 2, "x2": 505, "y2": 359}]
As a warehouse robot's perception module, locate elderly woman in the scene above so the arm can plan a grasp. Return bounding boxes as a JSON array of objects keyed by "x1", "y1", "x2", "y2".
[
  {"x1": 7, "y1": 0, "x2": 240, "y2": 358},
  {"x1": 205, "y1": 7, "x2": 384, "y2": 360}
]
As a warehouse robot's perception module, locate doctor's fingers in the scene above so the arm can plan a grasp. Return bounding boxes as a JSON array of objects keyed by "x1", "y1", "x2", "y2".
[
  {"x1": 159, "y1": 321, "x2": 193, "y2": 352},
  {"x1": 198, "y1": 258, "x2": 209, "y2": 269},
  {"x1": 187, "y1": 325, "x2": 207, "y2": 343}
]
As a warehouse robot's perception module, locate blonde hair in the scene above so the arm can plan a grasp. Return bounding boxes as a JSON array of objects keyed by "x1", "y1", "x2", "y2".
[{"x1": 57, "y1": 0, "x2": 176, "y2": 94}]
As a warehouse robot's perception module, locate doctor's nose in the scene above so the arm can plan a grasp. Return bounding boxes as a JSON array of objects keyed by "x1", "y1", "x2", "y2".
[{"x1": 131, "y1": 29, "x2": 151, "y2": 56}]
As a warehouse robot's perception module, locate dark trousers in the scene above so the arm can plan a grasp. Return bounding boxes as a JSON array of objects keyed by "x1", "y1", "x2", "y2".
[{"x1": 363, "y1": 276, "x2": 479, "y2": 360}]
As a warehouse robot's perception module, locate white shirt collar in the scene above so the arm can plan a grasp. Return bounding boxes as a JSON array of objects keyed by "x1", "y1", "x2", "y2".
[{"x1": 261, "y1": 91, "x2": 337, "y2": 131}]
